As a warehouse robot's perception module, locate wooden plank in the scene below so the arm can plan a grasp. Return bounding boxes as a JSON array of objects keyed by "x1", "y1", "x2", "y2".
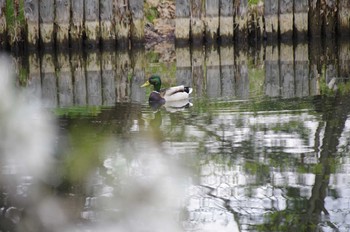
[
  {"x1": 114, "y1": 0, "x2": 130, "y2": 48},
  {"x1": 86, "y1": 51, "x2": 102, "y2": 105},
  {"x1": 279, "y1": 0, "x2": 293, "y2": 41},
  {"x1": 39, "y1": 0, "x2": 55, "y2": 48},
  {"x1": 100, "y1": 0, "x2": 115, "y2": 46},
  {"x1": 219, "y1": 0, "x2": 234, "y2": 43},
  {"x1": 56, "y1": 0, "x2": 70, "y2": 49},
  {"x1": 309, "y1": 41, "x2": 321, "y2": 96},
  {"x1": 324, "y1": 0, "x2": 337, "y2": 39},
  {"x1": 85, "y1": 0, "x2": 100, "y2": 47},
  {"x1": 255, "y1": 2, "x2": 264, "y2": 41},
  {"x1": 101, "y1": 50, "x2": 116, "y2": 105},
  {"x1": 280, "y1": 44, "x2": 294, "y2": 98},
  {"x1": 176, "y1": 47, "x2": 192, "y2": 88},
  {"x1": 41, "y1": 53, "x2": 57, "y2": 107},
  {"x1": 309, "y1": 0, "x2": 321, "y2": 38},
  {"x1": 191, "y1": 0, "x2": 204, "y2": 45},
  {"x1": 6, "y1": 0, "x2": 19, "y2": 46},
  {"x1": 294, "y1": 0, "x2": 308, "y2": 41},
  {"x1": 192, "y1": 47, "x2": 205, "y2": 97},
  {"x1": 235, "y1": 50, "x2": 249, "y2": 99},
  {"x1": 70, "y1": 0, "x2": 84, "y2": 49},
  {"x1": 294, "y1": 43, "x2": 309, "y2": 97},
  {"x1": 264, "y1": 0, "x2": 279, "y2": 42},
  {"x1": 206, "y1": 45, "x2": 221, "y2": 98},
  {"x1": 130, "y1": 49, "x2": 145, "y2": 102},
  {"x1": 309, "y1": 63, "x2": 320, "y2": 96},
  {"x1": 338, "y1": 0, "x2": 350, "y2": 38},
  {"x1": 339, "y1": 42, "x2": 350, "y2": 80},
  {"x1": 175, "y1": 0, "x2": 190, "y2": 44},
  {"x1": 27, "y1": 52, "x2": 41, "y2": 98},
  {"x1": 265, "y1": 45, "x2": 280, "y2": 97},
  {"x1": 0, "y1": 0, "x2": 5, "y2": 47},
  {"x1": 205, "y1": 0, "x2": 219, "y2": 43},
  {"x1": 129, "y1": 0, "x2": 144, "y2": 45},
  {"x1": 57, "y1": 53, "x2": 73, "y2": 106},
  {"x1": 220, "y1": 46, "x2": 234, "y2": 97},
  {"x1": 234, "y1": 0, "x2": 248, "y2": 42},
  {"x1": 116, "y1": 50, "x2": 130, "y2": 102},
  {"x1": 325, "y1": 63, "x2": 338, "y2": 89},
  {"x1": 24, "y1": 0, "x2": 39, "y2": 48},
  {"x1": 71, "y1": 53, "x2": 87, "y2": 105},
  {"x1": 324, "y1": 39, "x2": 338, "y2": 87}
]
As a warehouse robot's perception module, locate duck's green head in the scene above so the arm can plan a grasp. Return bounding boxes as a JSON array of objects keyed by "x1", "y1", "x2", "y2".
[{"x1": 141, "y1": 75, "x2": 162, "y2": 92}]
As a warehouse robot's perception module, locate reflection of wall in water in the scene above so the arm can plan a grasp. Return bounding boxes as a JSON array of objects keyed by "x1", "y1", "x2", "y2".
[
  {"x1": 24, "y1": 50, "x2": 144, "y2": 107},
  {"x1": 19, "y1": 42, "x2": 350, "y2": 106},
  {"x1": 265, "y1": 43, "x2": 321, "y2": 98}
]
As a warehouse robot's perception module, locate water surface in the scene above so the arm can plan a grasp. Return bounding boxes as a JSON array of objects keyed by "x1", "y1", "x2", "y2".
[{"x1": 1, "y1": 42, "x2": 350, "y2": 231}]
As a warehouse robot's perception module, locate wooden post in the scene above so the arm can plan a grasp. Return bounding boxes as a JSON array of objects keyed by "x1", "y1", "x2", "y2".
[
  {"x1": 86, "y1": 51, "x2": 102, "y2": 105},
  {"x1": 85, "y1": 0, "x2": 100, "y2": 47},
  {"x1": 338, "y1": 1, "x2": 350, "y2": 38},
  {"x1": 280, "y1": 44, "x2": 294, "y2": 98},
  {"x1": 0, "y1": 0, "x2": 5, "y2": 47},
  {"x1": 41, "y1": 53, "x2": 57, "y2": 107},
  {"x1": 220, "y1": 46, "x2": 235, "y2": 97},
  {"x1": 24, "y1": 0, "x2": 39, "y2": 48},
  {"x1": 264, "y1": 0, "x2": 279, "y2": 42},
  {"x1": 114, "y1": 0, "x2": 130, "y2": 48},
  {"x1": 234, "y1": 0, "x2": 248, "y2": 42},
  {"x1": 101, "y1": 50, "x2": 116, "y2": 105},
  {"x1": 219, "y1": 0, "x2": 234, "y2": 43},
  {"x1": 309, "y1": 0, "x2": 321, "y2": 38},
  {"x1": 294, "y1": 43, "x2": 309, "y2": 97},
  {"x1": 129, "y1": 0, "x2": 144, "y2": 45},
  {"x1": 71, "y1": 53, "x2": 87, "y2": 105},
  {"x1": 339, "y1": 42, "x2": 350, "y2": 80},
  {"x1": 294, "y1": 0, "x2": 308, "y2": 41},
  {"x1": 309, "y1": 40, "x2": 321, "y2": 96},
  {"x1": 39, "y1": 0, "x2": 55, "y2": 48},
  {"x1": 324, "y1": 0, "x2": 338, "y2": 39},
  {"x1": 27, "y1": 52, "x2": 41, "y2": 98},
  {"x1": 255, "y1": 2, "x2": 264, "y2": 41},
  {"x1": 309, "y1": 63, "x2": 320, "y2": 96},
  {"x1": 176, "y1": 47, "x2": 192, "y2": 88},
  {"x1": 57, "y1": 53, "x2": 73, "y2": 106},
  {"x1": 235, "y1": 50, "x2": 249, "y2": 99},
  {"x1": 116, "y1": 50, "x2": 130, "y2": 102},
  {"x1": 206, "y1": 45, "x2": 221, "y2": 98},
  {"x1": 191, "y1": 0, "x2": 204, "y2": 45},
  {"x1": 175, "y1": 0, "x2": 190, "y2": 44},
  {"x1": 192, "y1": 47, "x2": 205, "y2": 97},
  {"x1": 130, "y1": 49, "x2": 145, "y2": 102},
  {"x1": 265, "y1": 45, "x2": 280, "y2": 97},
  {"x1": 205, "y1": 0, "x2": 219, "y2": 43},
  {"x1": 70, "y1": 0, "x2": 84, "y2": 49},
  {"x1": 279, "y1": 0, "x2": 293, "y2": 41},
  {"x1": 100, "y1": 0, "x2": 116, "y2": 47},
  {"x1": 56, "y1": 0, "x2": 70, "y2": 49},
  {"x1": 324, "y1": 39, "x2": 338, "y2": 87}
]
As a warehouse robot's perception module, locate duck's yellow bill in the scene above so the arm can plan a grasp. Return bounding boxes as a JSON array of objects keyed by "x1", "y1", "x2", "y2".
[{"x1": 141, "y1": 81, "x2": 150, "y2": 87}]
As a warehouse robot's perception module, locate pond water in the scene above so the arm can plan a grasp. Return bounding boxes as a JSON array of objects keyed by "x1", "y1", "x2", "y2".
[{"x1": 1, "y1": 41, "x2": 350, "y2": 231}]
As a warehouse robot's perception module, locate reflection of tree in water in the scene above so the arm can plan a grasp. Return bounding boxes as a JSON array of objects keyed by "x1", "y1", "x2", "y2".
[
  {"x1": 259, "y1": 93, "x2": 350, "y2": 232},
  {"x1": 176, "y1": 90, "x2": 350, "y2": 231}
]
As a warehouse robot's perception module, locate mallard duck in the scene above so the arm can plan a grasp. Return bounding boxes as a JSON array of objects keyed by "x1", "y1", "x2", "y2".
[{"x1": 141, "y1": 75, "x2": 193, "y2": 103}]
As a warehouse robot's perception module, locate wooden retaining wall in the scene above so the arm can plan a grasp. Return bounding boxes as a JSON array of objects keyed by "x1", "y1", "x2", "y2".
[
  {"x1": 18, "y1": 40, "x2": 350, "y2": 107},
  {"x1": 176, "y1": 0, "x2": 350, "y2": 44},
  {"x1": 1, "y1": 0, "x2": 145, "y2": 49},
  {"x1": 1, "y1": 1, "x2": 350, "y2": 48}
]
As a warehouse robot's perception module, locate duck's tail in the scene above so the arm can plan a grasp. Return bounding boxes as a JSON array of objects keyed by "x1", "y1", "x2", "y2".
[{"x1": 184, "y1": 87, "x2": 193, "y2": 94}]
